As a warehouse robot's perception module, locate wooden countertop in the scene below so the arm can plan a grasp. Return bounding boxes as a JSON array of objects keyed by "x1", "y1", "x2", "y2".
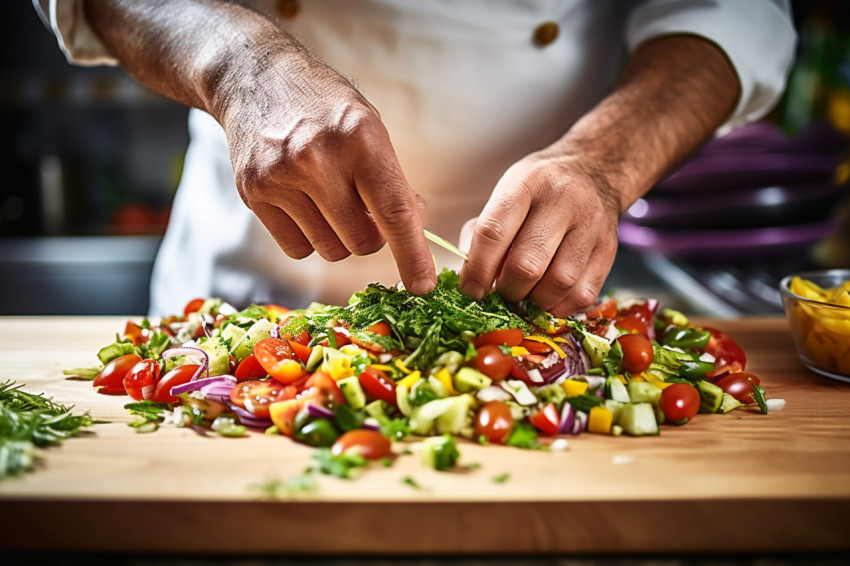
[{"x1": 0, "y1": 316, "x2": 848, "y2": 555}]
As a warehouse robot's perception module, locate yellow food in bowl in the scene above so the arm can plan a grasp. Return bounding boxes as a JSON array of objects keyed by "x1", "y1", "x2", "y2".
[{"x1": 786, "y1": 276, "x2": 850, "y2": 375}]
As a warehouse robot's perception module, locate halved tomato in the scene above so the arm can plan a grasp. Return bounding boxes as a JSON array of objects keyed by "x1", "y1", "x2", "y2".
[
  {"x1": 703, "y1": 327, "x2": 747, "y2": 371},
  {"x1": 254, "y1": 338, "x2": 308, "y2": 384},
  {"x1": 230, "y1": 378, "x2": 293, "y2": 419},
  {"x1": 234, "y1": 353, "x2": 267, "y2": 382}
]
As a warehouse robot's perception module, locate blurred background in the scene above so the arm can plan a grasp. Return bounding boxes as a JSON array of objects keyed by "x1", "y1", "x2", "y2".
[{"x1": 1, "y1": 0, "x2": 849, "y2": 316}]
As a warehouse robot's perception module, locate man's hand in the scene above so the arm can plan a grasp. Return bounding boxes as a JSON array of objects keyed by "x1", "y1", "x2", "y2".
[
  {"x1": 459, "y1": 152, "x2": 620, "y2": 315},
  {"x1": 460, "y1": 35, "x2": 741, "y2": 315},
  {"x1": 84, "y1": 0, "x2": 436, "y2": 294}
]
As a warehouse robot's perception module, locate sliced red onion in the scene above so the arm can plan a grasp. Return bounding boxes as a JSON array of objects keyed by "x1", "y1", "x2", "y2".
[
  {"x1": 141, "y1": 384, "x2": 156, "y2": 401},
  {"x1": 526, "y1": 368, "x2": 544, "y2": 384},
  {"x1": 705, "y1": 369, "x2": 730, "y2": 383},
  {"x1": 571, "y1": 411, "x2": 588, "y2": 435},
  {"x1": 306, "y1": 402, "x2": 334, "y2": 420},
  {"x1": 198, "y1": 382, "x2": 237, "y2": 400},
  {"x1": 269, "y1": 325, "x2": 281, "y2": 339},
  {"x1": 171, "y1": 374, "x2": 236, "y2": 396},
  {"x1": 162, "y1": 347, "x2": 210, "y2": 382},
  {"x1": 222, "y1": 398, "x2": 272, "y2": 428},
  {"x1": 558, "y1": 403, "x2": 576, "y2": 434},
  {"x1": 362, "y1": 418, "x2": 381, "y2": 431}
]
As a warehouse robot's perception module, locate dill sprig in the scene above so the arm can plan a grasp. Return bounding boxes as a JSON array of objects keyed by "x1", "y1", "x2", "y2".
[{"x1": 0, "y1": 380, "x2": 98, "y2": 478}]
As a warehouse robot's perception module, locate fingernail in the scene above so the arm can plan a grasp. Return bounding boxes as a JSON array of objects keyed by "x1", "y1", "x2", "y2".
[
  {"x1": 408, "y1": 275, "x2": 436, "y2": 295},
  {"x1": 459, "y1": 280, "x2": 484, "y2": 300}
]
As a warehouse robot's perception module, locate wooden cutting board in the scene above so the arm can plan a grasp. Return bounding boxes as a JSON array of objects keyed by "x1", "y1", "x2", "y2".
[{"x1": 0, "y1": 316, "x2": 848, "y2": 555}]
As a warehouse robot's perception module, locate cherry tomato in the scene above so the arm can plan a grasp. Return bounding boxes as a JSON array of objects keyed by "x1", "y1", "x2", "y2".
[
  {"x1": 528, "y1": 402, "x2": 560, "y2": 436},
  {"x1": 123, "y1": 359, "x2": 161, "y2": 401},
  {"x1": 152, "y1": 364, "x2": 200, "y2": 404},
  {"x1": 234, "y1": 354, "x2": 268, "y2": 382},
  {"x1": 519, "y1": 339, "x2": 553, "y2": 354},
  {"x1": 331, "y1": 429, "x2": 392, "y2": 460},
  {"x1": 230, "y1": 378, "x2": 291, "y2": 418},
  {"x1": 269, "y1": 398, "x2": 304, "y2": 436},
  {"x1": 660, "y1": 383, "x2": 700, "y2": 424},
  {"x1": 616, "y1": 314, "x2": 650, "y2": 338},
  {"x1": 586, "y1": 297, "x2": 617, "y2": 320},
  {"x1": 254, "y1": 338, "x2": 308, "y2": 384},
  {"x1": 301, "y1": 371, "x2": 345, "y2": 406},
  {"x1": 93, "y1": 354, "x2": 142, "y2": 395},
  {"x1": 474, "y1": 400, "x2": 514, "y2": 444},
  {"x1": 286, "y1": 329, "x2": 311, "y2": 346},
  {"x1": 183, "y1": 298, "x2": 205, "y2": 319},
  {"x1": 358, "y1": 367, "x2": 396, "y2": 405},
  {"x1": 703, "y1": 327, "x2": 747, "y2": 372},
  {"x1": 617, "y1": 333, "x2": 654, "y2": 374},
  {"x1": 617, "y1": 300, "x2": 653, "y2": 326},
  {"x1": 287, "y1": 340, "x2": 313, "y2": 364},
  {"x1": 475, "y1": 328, "x2": 524, "y2": 348},
  {"x1": 475, "y1": 344, "x2": 512, "y2": 381},
  {"x1": 320, "y1": 330, "x2": 351, "y2": 348},
  {"x1": 366, "y1": 321, "x2": 392, "y2": 336},
  {"x1": 715, "y1": 372, "x2": 761, "y2": 404}
]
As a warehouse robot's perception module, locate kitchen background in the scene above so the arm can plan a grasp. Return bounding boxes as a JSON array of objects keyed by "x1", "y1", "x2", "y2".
[{"x1": 1, "y1": 0, "x2": 849, "y2": 316}]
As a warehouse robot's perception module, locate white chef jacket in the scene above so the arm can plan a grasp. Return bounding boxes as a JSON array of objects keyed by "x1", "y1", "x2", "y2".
[{"x1": 39, "y1": 0, "x2": 796, "y2": 315}]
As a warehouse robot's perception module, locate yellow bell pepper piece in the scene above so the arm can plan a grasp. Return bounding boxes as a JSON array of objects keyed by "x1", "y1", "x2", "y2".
[
  {"x1": 588, "y1": 406, "x2": 613, "y2": 434},
  {"x1": 641, "y1": 371, "x2": 671, "y2": 390},
  {"x1": 394, "y1": 358, "x2": 412, "y2": 375},
  {"x1": 433, "y1": 367, "x2": 458, "y2": 396},
  {"x1": 511, "y1": 346, "x2": 530, "y2": 356},
  {"x1": 323, "y1": 356, "x2": 353, "y2": 380},
  {"x1": 523, "y1": 335, "x2": 567, "y2": 358},
  {"x1": 369, "y1": 364, "x2": 394, "y2": 373},
  {"x1": 397, "y1": 370, "x2": 422, "y2": 390},
  {"x1": 561, "y1": 379, "x2": 589, "y2": 398}
]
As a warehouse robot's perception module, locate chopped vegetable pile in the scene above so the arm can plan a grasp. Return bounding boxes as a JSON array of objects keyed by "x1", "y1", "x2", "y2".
[{"x1": 74, "y1": 269, "x2": 778, "y2": 473}]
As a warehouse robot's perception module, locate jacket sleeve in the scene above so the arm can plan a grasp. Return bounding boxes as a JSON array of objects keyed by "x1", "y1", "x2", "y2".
[
  {"x1": 626, "y1": 0, "x2": 797, "y2": 129},
  {"x1": 33, "y1": 0, "x2": 117, "y2": 65}
]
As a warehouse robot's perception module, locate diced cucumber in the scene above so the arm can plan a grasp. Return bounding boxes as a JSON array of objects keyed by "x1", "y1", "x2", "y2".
[
  {"x1": 230, "y1": 318, "x2": 274, "y2": 361},
  {"x1": 453, "y1": 367, "x2": 492, "y2": 393},
  {"x1": 396, "y1": 384, "x2": 413, "y2": 417},
  {"x1": 435, "y1": 394, "x2": 474, "y2": 435},
  {"x1": 603, "y1": 399, "x2": 625, "y2": 425},
  {"x1": 219, "y1": 323, "x2": 246, "y2": 345},
  {"x1": 619, "y1": 403, "x2": 659, "y2": 436},
  {"x1": 338, "y1": 376, "x2": 367, "y2": 410},
  {"x1": 97, "y1": 341, "x2": 136, "y2": 365},
  {"x1": 198, "y1": 298, "x2": 224, "y2": 316},
  {"x1": 607, "y1": 376, "x2": 630, "y2": 403},
  {"x1": 408, "y1": 406, "x2": 433, "y2": 436},
  {"x1": 364, "y1": 399, "x2": 389, "y2": 421},
  {"x1": 420, "y1": 434, "x2": 460, "y2": 471},
  {"x1": 719, "y1": 392, "x2": 743, "y2": 413},
  {"x1": 305, "y1": 344, "x2": 324, "y2": 372},
  {"x1": 581, "y1": 332, "x2": 611, "y2": 367},
  {"x1": 696, "y1": 380, "x2": 724, "y2": 414},
  {"x1": 627, "y1": 380, "x2": 662, "y2": 407},
  {"x1": 196, "y1": 337, "x2": 232, "y2": 376},
  {"x1": 428, "y1": 375, "x2": 449, "y2": 398}
]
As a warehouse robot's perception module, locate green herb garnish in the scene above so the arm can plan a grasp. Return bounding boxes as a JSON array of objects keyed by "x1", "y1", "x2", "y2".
[{"x1": 753, "y1": 384, "x2": 768, "y2": 414}]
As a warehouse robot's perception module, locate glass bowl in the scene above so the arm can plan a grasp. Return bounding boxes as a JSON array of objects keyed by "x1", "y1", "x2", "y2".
[{"x1": 780, "y1": 269, "x2": 850, "y2": 383}]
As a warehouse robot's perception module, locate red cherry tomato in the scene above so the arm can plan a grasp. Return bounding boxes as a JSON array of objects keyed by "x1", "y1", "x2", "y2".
[
  {"x1": 123, "y1": 359, "x2": 161, "y2": 401},
  {"x1": 183, "y1": 298, "x2": 205, "y2": 319},
  {"x1": 617, "y1": 301, "x2": 653, "y2": 326},
  {"x1": 715, "y1": 372, "x2": 761, "y2": 404},
  {"x1": 475, "y1": 344, "x2": 512, "y2": 381},
  {"x1": 285, "y1": 329, "x2": 311, "y2": 346},
  {"x1": 287, "y1": 340, "x2": 313, "y2": 364},
  {"x1": 93, "y1": 354, "x2": 142, "y2": 395},
  {"x1": 254, "y1": 338, "x2": 308, "y2": 384},
  {"x1": 234, "y1": 353, "x2": 268, "y2": 382},
  {"x1": 301, "y1": 371, "x2": 345, "y2": 407},
  {"x1": 528, "y1": 402, "x2": 560, "y2": 436},
  {"x1": 586, "y1": 297, "x2": 617, "y2": 320},
  {"x1": 230, "y1": 378, "x2": 292, "y2": 418},
  {"x1": 152, "y1": 364, "x2": 200, "y2": 404},
  {"x1": 331, "y1": 429, "x2": 392, "y2": 460},
  {"x1": 474, "y1": 328, "x2": 524, "y2": 348},
  {"x1": 616, "y1": 314, "x2": 650, "y2": 338},
  {"x1": 519, "y1": 339, "x2": 553, "y2": 354},
  {"x1": 703, "y1": 327, "x2": 747, "y2": 372},
  {"x1": 366, "y1": 321, "x2": 392, "y2": 336},
  {"x1": 474, "y1": 400, "x2": 515, "y2": 444},
  {"x1": 269, "y1": 397, "x2": 304, "y2": 436},
  {"x1": 617, "y1": 333, "x2": 654, "y2": 374},
  {"x1": 660, "y1": 383, "x2": 701, "y2": 424},
  {"x1": 358, "y1": 367, "x2": 396, "y2": 405}
]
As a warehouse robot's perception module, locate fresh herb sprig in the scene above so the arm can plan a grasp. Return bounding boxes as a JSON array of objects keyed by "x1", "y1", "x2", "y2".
[{"x1": 0, "y1": 380, "x2": 98, "y2": 478}]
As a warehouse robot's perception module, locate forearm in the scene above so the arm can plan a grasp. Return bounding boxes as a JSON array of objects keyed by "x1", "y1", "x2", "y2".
[
  {"x1": 549, "y1": 34, "x2": 741, "y2": 213},
  {"x1": 82, "y1": 0, "x2": 326, "y2": 123}
]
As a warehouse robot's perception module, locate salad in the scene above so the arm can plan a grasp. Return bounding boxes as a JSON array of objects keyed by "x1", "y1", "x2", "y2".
[{"x1": 79, "y1": 269, "x2": 775, "y2": 471}]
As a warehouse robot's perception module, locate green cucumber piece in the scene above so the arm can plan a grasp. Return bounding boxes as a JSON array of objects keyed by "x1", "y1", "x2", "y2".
[
  {"x1": 719, "y1": 392, "x2": 743, "y2": 413},
  {"x1": 619, "y1": 403, "x2": 659, "y2": 436},
  {"x1": 627, "y1": 380, "x2": 662, "y2": 407},
  {"x1": 453, "y1": 367, "x2": 492, "y2": 393},
  {"x1": 581, "y1": 332, "x2": 611, "y2": 367},
  {"x1": 607, "y1": 376, "x2": 630, "y2": 403},
  {"x1": 696, "y1": 380, "x2": 724, "y2": 414},
  {"x1": 338, "y1": 376, "x2": 367, "y2": 410},
  {"x1": 196, "y1": 337, "x2": 231, "y2": 376},
  {"x1": 420, "y1": 434, "x2": 460, "y2": 471},
  {"x1": 97, "y1": 341, "x2": 136, "y2": 365},
  {"x1": 230, "y1": 318, "x2": 274, "y2": 361}
]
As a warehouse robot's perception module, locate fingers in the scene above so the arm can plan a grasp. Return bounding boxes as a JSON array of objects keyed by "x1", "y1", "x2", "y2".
[
  {"x1": 251, "y1": 202, "x2": 314, "y2": 259},
  {"x1": 355, "y1": 150, "x2": 436, "y2": 295},
  {"x1": 254, "y1": 196, "x2": 350, "y2": 262}
]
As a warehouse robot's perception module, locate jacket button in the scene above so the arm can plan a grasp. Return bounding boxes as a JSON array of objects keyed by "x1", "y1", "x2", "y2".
[
  {"x1": 276, "y1": 0, "x2": 300, "y2": 19},
  {"x1": 533, "y1": 21, "x2": 560, "y2": 47}
]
